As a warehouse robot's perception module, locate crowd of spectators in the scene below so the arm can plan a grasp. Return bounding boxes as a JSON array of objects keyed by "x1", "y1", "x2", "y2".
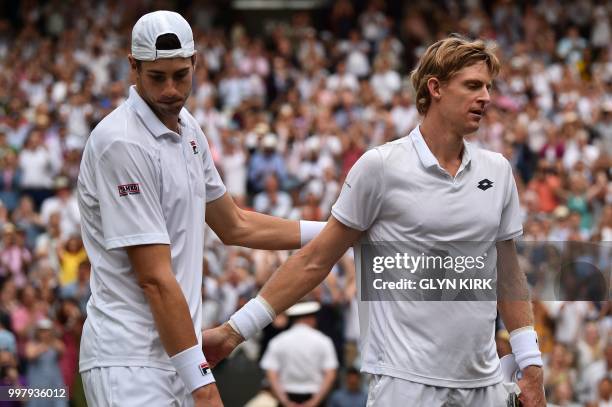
[{"x1": 0, "y1": 0, "x2": 610, "y2": 405}]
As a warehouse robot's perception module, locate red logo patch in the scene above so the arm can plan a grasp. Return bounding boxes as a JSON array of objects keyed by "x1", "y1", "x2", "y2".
[
  {"x1": 117, "y1": 183, "x2": 140, "y2": 197},
  {"x1": 199, "y1": 362, "x2": 210, "y2": 376},
  {"x1": 190, "y1": 140, "x2": 199, "y2": 154}
]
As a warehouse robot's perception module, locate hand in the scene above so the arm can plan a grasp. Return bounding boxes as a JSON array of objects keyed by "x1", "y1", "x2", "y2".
[
  {"x1": 297, "y1": 397, "x2": 319, "y2": 407},
  {"x1": 279, "y1": 399, "x2": 299, "y2": 407},
  {"x1": 518, "y1": 365, "x2": 546, "y2": 407},
  {"x1": 192, "y1": 383, "x2": 223, "y2": 407},
  {"x1": 202, "y1": 322, "x2": 244, "y2": 367}
]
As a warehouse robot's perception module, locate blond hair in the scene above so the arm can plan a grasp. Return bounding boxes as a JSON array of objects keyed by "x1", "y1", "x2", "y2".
[{"x1": 410, "y1": 35, "x2": 500, "y2": 115}]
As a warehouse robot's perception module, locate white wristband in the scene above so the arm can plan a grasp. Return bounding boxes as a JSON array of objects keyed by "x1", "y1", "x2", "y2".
[
  {"x1": 170, "y1": 344, "x2": 215, "y2": 393},
  {"x1": 509, "y1": 327, "x2": 543, "y2": 370},
  {"x1": 300, "y1": 220, "x2": 325, "y2": 246},
  {"x1": 229, "y1": 296, "x2": 275, "y2": 340}
]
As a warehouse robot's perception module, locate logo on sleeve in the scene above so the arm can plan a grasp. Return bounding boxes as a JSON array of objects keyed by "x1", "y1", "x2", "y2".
[
  {"x1": 117, "y1": 183, "x2": 140, "y2": 197},
  {"x1": 190, "y1": 140, "x2": 199, "y2": 155},
  {"x1": 199, "y1": 362, "x2": 210, "y2": 376}
]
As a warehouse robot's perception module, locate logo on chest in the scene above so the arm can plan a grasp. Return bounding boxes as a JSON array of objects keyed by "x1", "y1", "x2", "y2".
[
  {"x1": 117, "y1": 183, "x2": 140, "y2": 197},
  {"x1": 189, "y1": 140, "x2": 199, "y2": 155},
  {"x1": 477, "y1": 178, "x2": 494, "y2": 191}
]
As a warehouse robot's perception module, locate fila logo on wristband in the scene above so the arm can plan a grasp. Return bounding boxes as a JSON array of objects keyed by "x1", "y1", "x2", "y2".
[{"x1": 199, "y1": 362, "x2": 210, "y2": 376}]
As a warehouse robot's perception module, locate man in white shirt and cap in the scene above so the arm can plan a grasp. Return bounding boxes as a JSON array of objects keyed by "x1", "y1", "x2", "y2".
[
  {"x1": 205, "y1": 36, "x2": 546, "y2": 406},
  {"x1": 77, "y1": 10, "x2": 324, "y2": 407},
  {"x1": 260, "y1": 301, "x2": 338, "y2": 407}
]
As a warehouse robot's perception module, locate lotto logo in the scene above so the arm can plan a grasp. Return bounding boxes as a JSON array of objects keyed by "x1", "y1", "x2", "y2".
[{"x1": 117, "y1": 183, "x2": 140, "y2": 197}]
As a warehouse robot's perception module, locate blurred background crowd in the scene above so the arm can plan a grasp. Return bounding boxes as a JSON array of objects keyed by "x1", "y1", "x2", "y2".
[{"x1": 0, "y1": 0, "x2": 610, "y2": 406}]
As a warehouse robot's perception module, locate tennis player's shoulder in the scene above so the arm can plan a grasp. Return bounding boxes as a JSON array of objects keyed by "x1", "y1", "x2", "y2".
[
  {"x1": 371, "y1": 135, "x2": 413, "y2": 163},
  {"x1": 469, "y1": 142, "x2": 511, "y2": 170},
  {"x1": 88, "y1": 103, "x2": 132, "y2": 150}
]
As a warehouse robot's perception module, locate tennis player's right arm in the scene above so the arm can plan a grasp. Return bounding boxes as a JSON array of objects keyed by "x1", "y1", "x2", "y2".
[
  {"x1": 252, "y1": 150, "x2": 384, "y2": 313},
  {"x1": 128, "y1": 244, "x2": 223, "y2": 406},
  {"x1": 128, "y1": 244, "x2": 199, "y2": 357},
  {"x1": 203, "y1": 217, "x2": 361, "y2": 367},
  {"x1": 257, "y1": 216, "x2": 361, "y2": 313}
]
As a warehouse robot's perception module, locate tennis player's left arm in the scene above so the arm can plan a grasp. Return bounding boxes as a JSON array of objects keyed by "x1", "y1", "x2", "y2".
[
  {"x1": 496, "y1": 239, "x2": 533, "y2": 330},
  {"x1": 496, "y1": 239, "x2": 546, "y2": 407}
]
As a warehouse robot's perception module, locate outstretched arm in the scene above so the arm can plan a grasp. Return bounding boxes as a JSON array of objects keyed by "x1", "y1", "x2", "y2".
[
  {"x1": 206, "y1": 193, "x2": 324, "y2": 250},
  {"x1": 248, "y1": 216, "x2": 361, "y2": 316},
  {"x1": 203, "y1": 217, "x2": 362, "y2": 366}
]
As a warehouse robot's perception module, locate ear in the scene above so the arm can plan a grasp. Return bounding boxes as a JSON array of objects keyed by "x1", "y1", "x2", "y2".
[
  {"x1": 426, "y1": 77, "x2": 442, "y2": 101},
  {"x1": 191, "y1": 54, "x2": 197, "y2": 70},
  {"x1": 128, "y1": 54, "x2": 137, "y2": 71}
]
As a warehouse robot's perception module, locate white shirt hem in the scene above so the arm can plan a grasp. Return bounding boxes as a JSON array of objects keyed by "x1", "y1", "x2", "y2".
[
  {"x1": 104, "y1": 233, "x2": 171, "y2": 250},
  {"x1": 79, "y1": 357, "x2": 174, "y2": 373},
  {"x1": 496, "y1": 229, "x2": 523, "y2": 242},
  {"x1": 331, "y1": 210, "x2": 368, "y2": 232},
  {"x1": 361, "y1": 363, "x2": 503, "y2": 389}
]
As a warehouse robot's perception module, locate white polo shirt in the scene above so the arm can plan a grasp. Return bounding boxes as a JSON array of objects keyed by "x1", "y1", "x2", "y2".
[
  {"x1": 260, "y1": 323, "x2": 338, "y2": 394},
  {"x1": 77, "y1": 86, "x2": 226, "y2": 372},
  {"x1": 331, "y1": 126, "x2": 522, "y2": 388}
]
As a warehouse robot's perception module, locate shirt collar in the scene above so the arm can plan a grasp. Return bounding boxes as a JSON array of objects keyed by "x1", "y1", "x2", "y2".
[
  {"x1": 126, "y1": 85, "x2": 186, "y2": 139},
  {"x1": 410, "y1": 126, "x2": 472, "y2": 171}
]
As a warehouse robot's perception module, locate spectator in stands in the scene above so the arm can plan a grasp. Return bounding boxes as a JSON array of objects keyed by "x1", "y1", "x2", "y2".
[
  {"x1": 328, "y1": 367, "x2": 367, "y2": 407},
  {"x1": 25, "y1": 318, "x2": 67, "y2": 407}
]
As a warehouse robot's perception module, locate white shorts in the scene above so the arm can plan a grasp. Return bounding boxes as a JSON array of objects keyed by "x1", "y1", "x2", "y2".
[
  {"x1": 81, "y1": 366, "x2": 193, "y2": 407},
  {"x1": 366, "y1": 375, "x2": 508, "y2": 407}
]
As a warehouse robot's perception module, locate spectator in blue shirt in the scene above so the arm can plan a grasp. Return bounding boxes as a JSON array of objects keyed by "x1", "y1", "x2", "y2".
[
  {"x1": 328, "y1": 367, "x2": 367, "y2": 407},
  {"x1": 248, "y1": 134, "x2": 287, "y2": 194}
]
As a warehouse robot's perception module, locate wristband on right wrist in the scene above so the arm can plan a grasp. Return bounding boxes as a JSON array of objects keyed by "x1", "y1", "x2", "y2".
[
  {"x1": 509, "y1": 326, "x2": 543, "y2": 370},
  {"x1": 170, "y1": 344, "x2": 215, "y2": 393},
  {"x1": 229, "y1": 296, "x2": 275, "y2": 340}
]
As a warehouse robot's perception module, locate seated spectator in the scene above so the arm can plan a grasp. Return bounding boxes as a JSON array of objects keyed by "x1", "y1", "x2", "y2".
[
  {"x1": 24, "y1": 318, "x2": 67, "y2": 407},
  {"x1": 550, "y1": 379, "x2": 581, "y2": 407},
  {"x1": 0, "y1": 314, "x2": 16, "y2": 356},
  {"x1": 11, "y1": 284, "x2": 46, "y2": 359},
  {"x1": 0, "y1": 224, "x2": 32, "y2": 288},
  {"x1": 328, "y1": 367, "x2": 367, "y2": 407},
  {"x1": 545, "y1": 343, "x2": 577, "y2": 398},
  {"x1": 577, "y1": 321, "x2": 605, "y2": 375},
  {"x1": 527, "y1": 160, "x2": 563, "y2": 213},
  {"x1": 0, "y1": 349, "x2": 23, "y2": 407},
  {"x1": 580, "y1": 343, "x2": 612, "y2": 404},
  {"x1": 60, "y1": 260, "x2": 91, "y2": 315},
  {"x1": 11, "y1": 195, "x2": 45, "y2": 249},
  {"x1": 56, "y1": 236, "x2": 87, "y2": 288},
  {"x1": 592, "y1": 377, "x2": 611, "y2": 407},
  {"x1": 40, "y1": 176, "x2": 80, "y2": 239},
  {"x1": 248, "y1": 134, "x2": 288, "y2": 193},
  {"x1": 18, "y1": 130, "x2": 57, "y2": 209},
  {"x1": 56, "y1": 298, "x2": 84, "y2": 400},
  {"x1": 253, "y1": 174, "x2": 293, "y2": 218},
  {"x1": 0, "y1": 150, "x2": 22, "y2": 212}
]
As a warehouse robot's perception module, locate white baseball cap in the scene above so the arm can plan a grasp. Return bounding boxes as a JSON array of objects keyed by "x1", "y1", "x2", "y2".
[
  {"x1": 131, "y1": 11, "x2": 195, "y2": 61},
  {"x1": 286, "y1": 301, "x2": 320, "y2": 317}
]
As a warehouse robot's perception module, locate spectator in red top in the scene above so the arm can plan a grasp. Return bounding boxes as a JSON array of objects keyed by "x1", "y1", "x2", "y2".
[{"x1": 527, "y1": 160, "x2": 563, "y2": 213}]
